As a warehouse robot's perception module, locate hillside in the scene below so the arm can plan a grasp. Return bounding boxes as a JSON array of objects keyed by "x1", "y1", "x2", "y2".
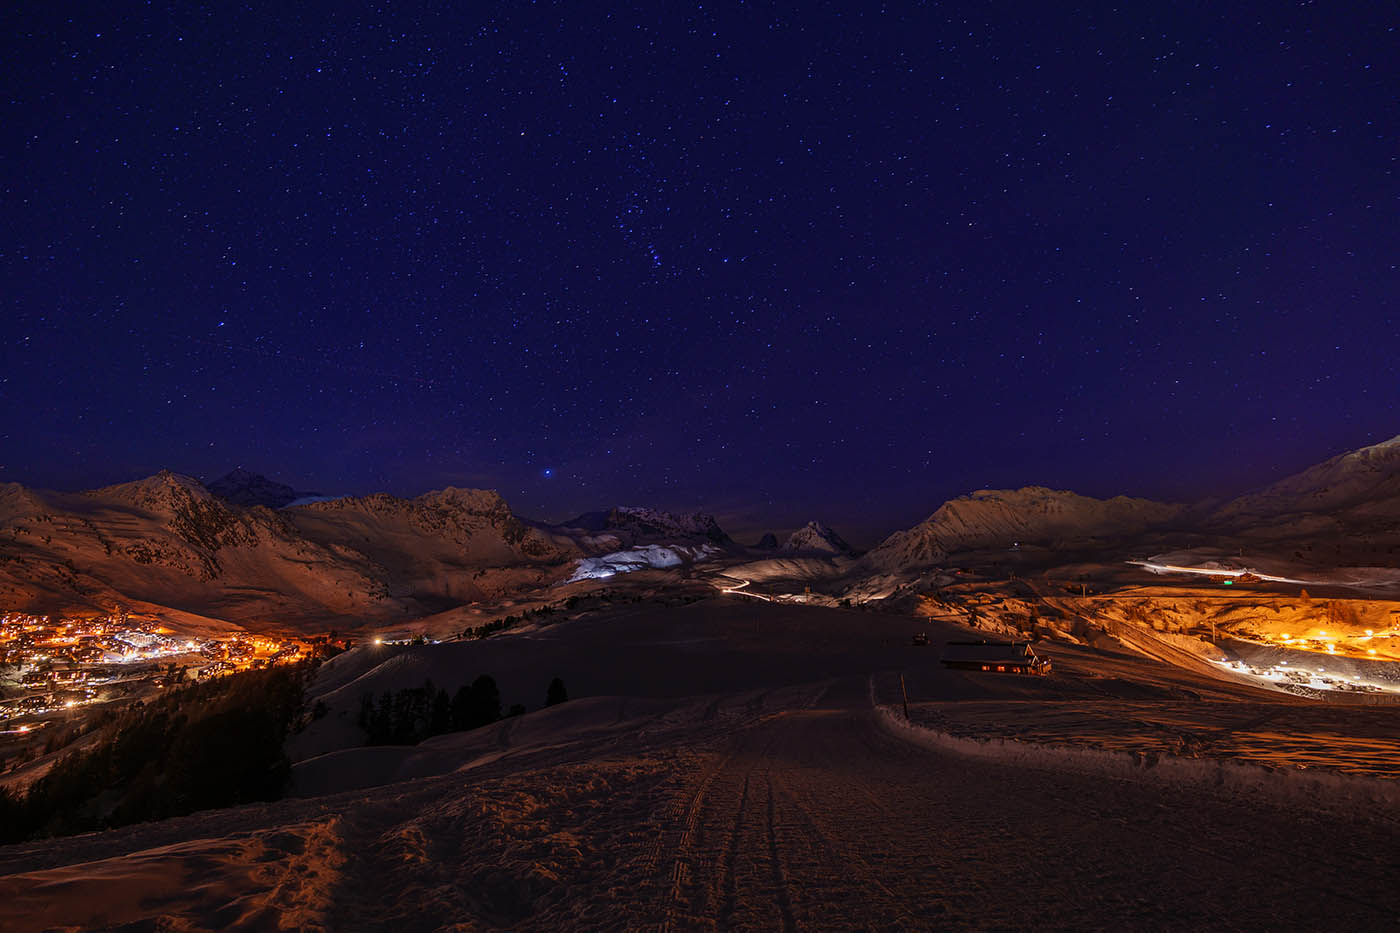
[
  {"x1": 1204, "y1": 437, "x2": 1400, "y2": 564},
  {"x1": 0, "y1": 476, "x2": 582, "y2": 632},
  {"x1": 862, "y1": 487, "x2": 1184, "y2": 573},
  {"x1": 0, "y1": 473, "x2": 404, "y2": 630},
  {"x1": 0, "y1": 600, "x2": 1395, "y2": 931},
  {"x1": 1214, "y1": 435, "x2": 1400, "y2": 522}
]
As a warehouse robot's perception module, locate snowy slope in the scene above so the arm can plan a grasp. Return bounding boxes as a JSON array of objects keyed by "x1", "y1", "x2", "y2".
[
  {"x1": 0, "y1": 476, "x2": 573, "y2": 630},
  {"x1": 863, "y1": 486, "x2": 1183, "y2": 572},
  {"x1": 0, "y1": 604, "x2": 1395, "y2": 931},
  {"x1": 1213, "y1": 434, "x2": 1400, "y2": 523}
]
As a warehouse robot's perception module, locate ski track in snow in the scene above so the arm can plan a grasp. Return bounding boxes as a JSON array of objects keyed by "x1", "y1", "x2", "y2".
[{"x1": 1, "y1": 674, "x2": 1397, "y2": 930}]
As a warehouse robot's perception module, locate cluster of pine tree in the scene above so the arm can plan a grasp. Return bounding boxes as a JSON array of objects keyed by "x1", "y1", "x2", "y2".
[
  {"x1": 458, "y1": 617, "x2": 517, "y2": 640},
  {"x1": 458, "y1": 604, "x2": 562, "y2": 640},
  {"x1": 357, "y1": 675, "x2": 570, "y2": 745},
  {"x1": 0, "y1": 663, "x2": 311, "y2": 843}
]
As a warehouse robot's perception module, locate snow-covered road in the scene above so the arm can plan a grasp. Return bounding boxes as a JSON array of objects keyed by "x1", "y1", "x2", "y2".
[{"x1": 717, "y1": 577, "x2": 773, "y2": 601}]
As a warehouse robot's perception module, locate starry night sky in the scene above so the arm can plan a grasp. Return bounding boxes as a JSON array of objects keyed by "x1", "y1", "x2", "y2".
[{"x1": 2, "y1": 3, "x2": 1395, "y2": 544}]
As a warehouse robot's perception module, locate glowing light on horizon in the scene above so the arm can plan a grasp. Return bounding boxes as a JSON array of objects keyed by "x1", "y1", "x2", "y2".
[{"x1": 1130, "y1": 560, "x2": 1313, "y2": 586}]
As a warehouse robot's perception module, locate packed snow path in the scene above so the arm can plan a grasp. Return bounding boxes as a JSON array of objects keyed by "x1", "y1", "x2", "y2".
[
  {"x1": 2, "y1": 676, "x2": 1395, "y2": 930},
  {"x1": 621, "y1": 678, "x2": 1398, "y2": 930}
]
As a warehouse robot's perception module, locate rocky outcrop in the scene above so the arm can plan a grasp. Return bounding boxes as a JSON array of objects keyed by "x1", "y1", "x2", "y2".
[
  {"x1": 781, "y1": 521, "x2": 852, "y2": 555},
  {"x1": 552, "y1": 506, "x2": 733, "y2": 553},
  {"x1": 207, "y1": 468, "x2": 316, "y2": 509}
]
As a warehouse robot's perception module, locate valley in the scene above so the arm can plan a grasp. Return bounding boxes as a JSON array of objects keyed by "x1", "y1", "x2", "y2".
[{"x1": 0, "y1": 438, "x2": 1398, "y2": 928}]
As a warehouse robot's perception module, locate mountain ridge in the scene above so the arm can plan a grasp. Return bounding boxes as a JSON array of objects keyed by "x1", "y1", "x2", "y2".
[
  {"x1": 2, "y1": 432, "x2": 1397, "y2": 628},
  {"x1": 1213, "y1": 434, "x2": 1400, "y2": 523},
  {"x1": 861, "y1": 486, "x2": 1186, "y2": 572}
]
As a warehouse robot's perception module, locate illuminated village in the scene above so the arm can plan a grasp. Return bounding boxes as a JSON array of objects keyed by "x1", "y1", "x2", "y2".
[{"x1": 0, "y1": 610, "x2": 309, "y2": 732}]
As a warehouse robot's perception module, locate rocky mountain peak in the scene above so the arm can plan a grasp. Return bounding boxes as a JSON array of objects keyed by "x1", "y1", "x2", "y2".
[
  {"x1": 611, "y1": 506, "x2": 730, "y2": 541},
  {"x1": 781, "y1": 521, "x2": 852, "y2": 555},
  {"x1": 207, "y1": 469, "x2": 311, "y2": 509},
  {"x1": 91, "y1": 471, "x2": 215, "y2": 512},
  {"x1": 557, "y1": 506, "x2": 732, "y2": 546},
  {"x1": 416, "y1": 487, "x2": 511, "y2": 514}
]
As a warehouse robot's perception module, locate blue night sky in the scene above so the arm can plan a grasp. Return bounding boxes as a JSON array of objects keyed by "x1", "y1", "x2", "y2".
[{"x1": 2, "y1": 2, "x2": 1395, "y2": 545}]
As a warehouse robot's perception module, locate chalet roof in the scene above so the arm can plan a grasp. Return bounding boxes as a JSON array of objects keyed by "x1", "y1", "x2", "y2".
[{"x1": 940, "y1": 641, "x2": 1040, "y2": 664}]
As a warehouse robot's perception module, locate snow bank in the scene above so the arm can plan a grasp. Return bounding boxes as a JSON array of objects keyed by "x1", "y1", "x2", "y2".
[
  {"x1": 564, "y1": 543, "x2": 720, "y2": 582},
  {"x1": 873, "y1": 693, "x2": 1400, "y2": 821},
  {"x1": 292, "y1": 695, "x2": 688, "y2": 797},
  {"x1": 0, "y1": 818, "x2": 345, "y2": 930}
]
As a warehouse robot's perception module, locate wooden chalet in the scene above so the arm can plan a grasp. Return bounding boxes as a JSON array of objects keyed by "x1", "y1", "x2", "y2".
[{"x1": 940, "y1": 640, "x2": 1051, "y2": 675}]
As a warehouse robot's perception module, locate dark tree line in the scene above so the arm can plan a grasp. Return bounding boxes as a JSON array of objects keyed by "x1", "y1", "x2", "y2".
[
  {"x1": 357, "y1": 674, "x2": 500, "y2": 745},
  {"x1": 458, "y1": 616, "x2": 518, "y2": 640},
  {"x1": 0, "y1": 663, "x2": 311, "y2": 844},
  {"x1": 357, "y1": 674, "x2": 569, "y2": 746},
  {"x1": 457, "y1": 604, "x2": 561, "y2": 640}
]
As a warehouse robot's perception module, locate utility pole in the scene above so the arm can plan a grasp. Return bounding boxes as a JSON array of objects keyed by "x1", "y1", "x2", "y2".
[{"x1": 900, "y1": 673, "x2": 910, "y2": 721}]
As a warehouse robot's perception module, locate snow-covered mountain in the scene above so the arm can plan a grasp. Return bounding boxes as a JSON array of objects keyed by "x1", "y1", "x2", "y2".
[
  {"x1": 0, "y1": 475, "x2": 749, "y2": 630},
  {"x1": 856, "y1": 434, "x2": 1400, "y2": 576},
  {"x1": 5, "y1": 433, "x2": 1398, "y2": 627},
  {"x1": 862, "y1": 487, "x2": 1184, "y2": 572},
  {"x1": 780, "y1": 521, "x2": 852, "y2": 555},
  {"x1": 564, "y1": 543, "x2": 723, "y2": 583},
  {"x1": 0, "y1": 475, "x2": 581, "y2": 631},
  {"x1": 286, "y1": 487, "x2": 574, "y2": 587},
  {"x1": 207, "y1": 468, "x2": 318, "y2": 510},
  {"x1": 0, "y1": 471, "x2": 399, "y2": 628},
  {"x1": 536, "y1": 506, "x2": 735, "y2": 582},
  {"x1": 1212, "y1": 435, "x2": 1400, "y2": 524},
  {"x1": 547, "y1": 506, "x2": 732, "y2": 554}
]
